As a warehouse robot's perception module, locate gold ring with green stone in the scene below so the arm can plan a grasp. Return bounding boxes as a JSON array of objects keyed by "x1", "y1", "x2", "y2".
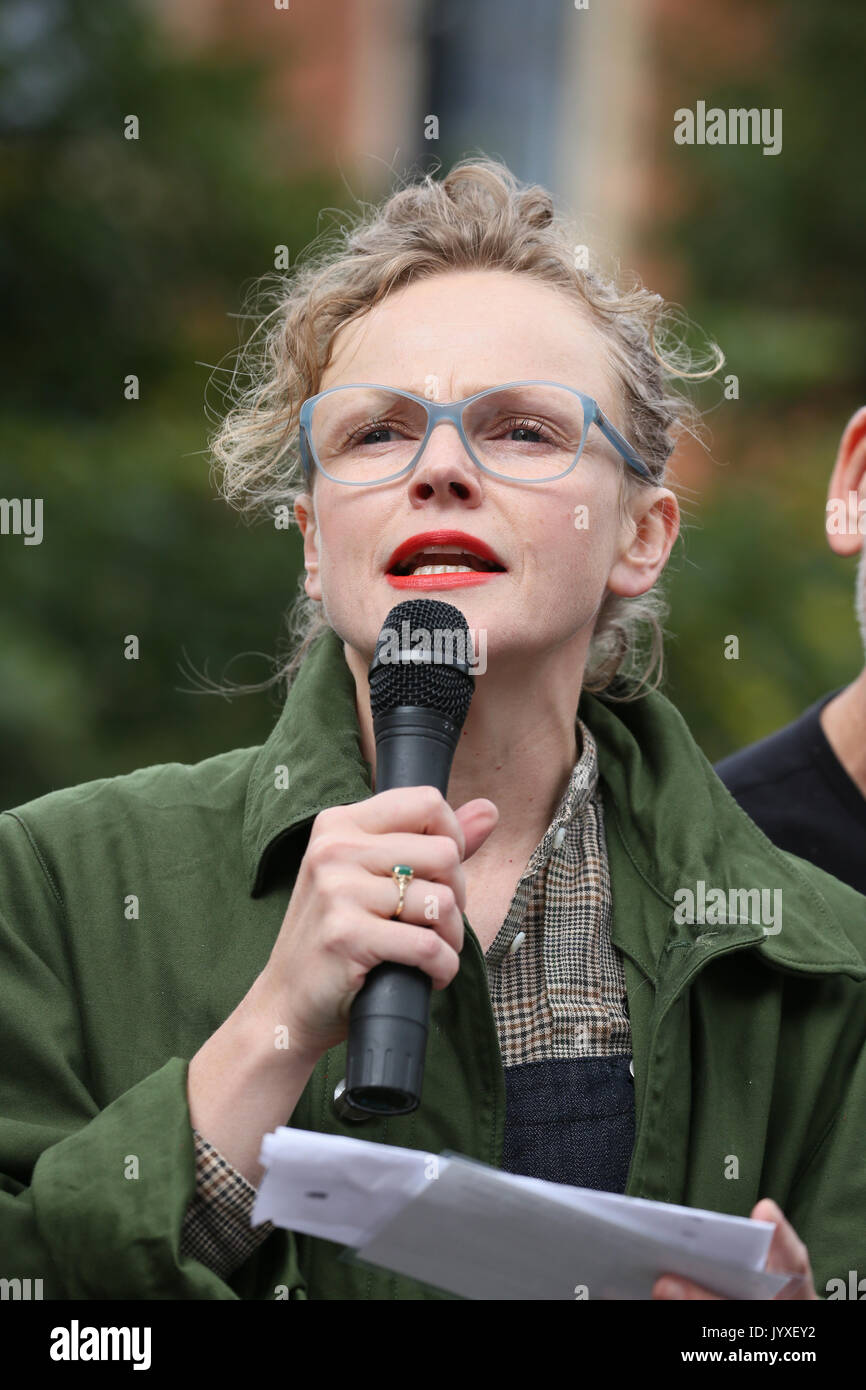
[{"x1": 390, "y1": 864, "x2": 414, "y2": 919}]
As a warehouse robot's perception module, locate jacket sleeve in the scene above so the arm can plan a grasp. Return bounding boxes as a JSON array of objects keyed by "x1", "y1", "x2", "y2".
[{"x1": 0, "y1": 809, "x2": 303, "y2": 1300}]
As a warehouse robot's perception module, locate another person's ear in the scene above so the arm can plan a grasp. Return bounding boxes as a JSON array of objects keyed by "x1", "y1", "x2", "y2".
[
  {"x1": 607, "y1": 485, "x2": 680, "y2": 598},
  {"x1": 294, "y1": 492, "x2": 322, "y2": 600},
  {"x1": 826, "y1": 406, "x2": 866, "y2": 558}
]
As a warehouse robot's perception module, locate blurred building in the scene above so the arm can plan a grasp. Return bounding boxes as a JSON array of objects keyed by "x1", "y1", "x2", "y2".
[{"x1": 151, "y1": 0, "x2": 653, "y2": 259}]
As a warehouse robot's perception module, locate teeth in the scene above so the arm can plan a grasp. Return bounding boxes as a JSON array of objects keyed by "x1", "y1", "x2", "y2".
[{"x1": 411, "y1": 565, "x2": 474, "y2": 575}]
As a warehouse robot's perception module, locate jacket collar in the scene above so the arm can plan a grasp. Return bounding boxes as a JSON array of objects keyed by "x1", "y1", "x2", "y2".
[
  {"x1": 243, "y1": 626, "x2": 866, "y2": 979},
  {"x1": 243, "y1": 627, "x2": 372, "y2": 895}
]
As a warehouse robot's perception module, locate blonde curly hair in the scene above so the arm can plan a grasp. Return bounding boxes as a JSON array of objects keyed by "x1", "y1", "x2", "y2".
[{"x1": 209, "y1": 156, "x2": 722, "y2": 699}]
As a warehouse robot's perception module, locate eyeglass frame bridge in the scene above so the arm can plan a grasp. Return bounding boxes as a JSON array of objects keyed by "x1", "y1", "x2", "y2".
[{"x1": 298, "y1": 379, "x2": 653, "y2": 486}]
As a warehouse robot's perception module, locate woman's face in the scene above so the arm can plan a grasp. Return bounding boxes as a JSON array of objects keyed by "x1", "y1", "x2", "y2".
[{"x1": 295, "y1": 268, "x2": 678, "y2": 673}]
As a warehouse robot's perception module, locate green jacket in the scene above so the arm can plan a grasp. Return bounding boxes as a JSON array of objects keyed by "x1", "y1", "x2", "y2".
[{"x1": 1, "y1": 626, "x2": 865, "y2": 1300}]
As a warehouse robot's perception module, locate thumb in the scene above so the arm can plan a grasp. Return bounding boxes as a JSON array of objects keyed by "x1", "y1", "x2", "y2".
[{"x1": 454, "y1": 799, "x2": 499, "y2": 860}]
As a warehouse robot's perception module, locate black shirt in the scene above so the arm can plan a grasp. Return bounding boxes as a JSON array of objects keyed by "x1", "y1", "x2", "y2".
[{"x1": 715, "y1": 690, "x2": 866, "y2": 895}]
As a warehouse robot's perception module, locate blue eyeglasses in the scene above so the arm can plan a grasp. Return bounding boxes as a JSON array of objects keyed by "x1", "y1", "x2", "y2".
[{"x1": 298, "y1": 380, "x2": 652, "y2": 486}]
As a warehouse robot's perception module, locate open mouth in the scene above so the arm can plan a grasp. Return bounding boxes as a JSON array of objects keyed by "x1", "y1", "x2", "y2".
[{"x1": 388, "y1": 547, "x2": 506, "y2": 577}]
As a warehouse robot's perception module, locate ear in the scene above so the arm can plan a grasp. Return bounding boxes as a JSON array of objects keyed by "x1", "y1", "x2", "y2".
[
  {"x1": 606, "y1": 486, "x2": 680, "y2": 598},
  {"x1": 293, "y1": 492, "x2": 322, "y2": 601},
  {"x1": 825, "y1": 407, "x2": 866, "y2": 557}
]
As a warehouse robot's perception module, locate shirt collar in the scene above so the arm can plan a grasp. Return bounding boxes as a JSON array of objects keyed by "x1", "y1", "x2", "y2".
[{"x1": 519, "y1": 719, "x2": 600, "y2": 883}]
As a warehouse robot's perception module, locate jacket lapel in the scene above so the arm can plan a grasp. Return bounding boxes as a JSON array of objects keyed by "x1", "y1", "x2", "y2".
[{"x1": 243, "y1": 628, "x2": 372, "y2": 896}]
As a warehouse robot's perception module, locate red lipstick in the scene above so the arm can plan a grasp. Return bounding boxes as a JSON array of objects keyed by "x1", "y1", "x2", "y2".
[{"x1": 385, "y1": 529, "x2": 506, "y2": 590}]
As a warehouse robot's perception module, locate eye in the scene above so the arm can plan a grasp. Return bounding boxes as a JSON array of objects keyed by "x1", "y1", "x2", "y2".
[
  {"x1": 497, "y1": 415, "x2": 555, "y2": 445},
  {"x1": 343, "y1": 418, "x2": 411, "y2": 448}
]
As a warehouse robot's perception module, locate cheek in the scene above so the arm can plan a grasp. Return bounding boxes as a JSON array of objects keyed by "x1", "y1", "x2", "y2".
[
  {"x1": 552, "y1": 474, "x2": 625, "y2": 581},
  {"x1": 315, "y1": 500, "x2": 379, "y2": 588}
]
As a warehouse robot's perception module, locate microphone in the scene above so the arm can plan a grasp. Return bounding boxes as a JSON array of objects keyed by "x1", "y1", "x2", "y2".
[{"x1": 342, "y1": 598, "x2": 476, "y2": 1117}]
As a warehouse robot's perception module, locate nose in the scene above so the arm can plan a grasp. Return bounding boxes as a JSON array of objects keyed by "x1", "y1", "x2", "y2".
[{"x1": 408, "y1": 418, "x2": 483, "y2": 502}]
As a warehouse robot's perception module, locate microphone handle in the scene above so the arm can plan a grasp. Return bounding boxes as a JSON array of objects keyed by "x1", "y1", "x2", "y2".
[{"x1": 344, "y1": 706, "x2": 461, "y2": 1116}]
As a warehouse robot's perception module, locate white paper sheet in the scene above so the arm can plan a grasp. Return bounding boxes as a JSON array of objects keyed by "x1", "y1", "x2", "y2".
[
  {"x1": 253, "y1": 1128, "x2": 796, "y2": 1300},
  {"x1": 253, "y1": 1127, "x2": 433, "y2": 1248}
]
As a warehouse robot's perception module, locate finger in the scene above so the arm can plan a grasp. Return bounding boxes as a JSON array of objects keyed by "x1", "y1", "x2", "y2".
[
  {"x1": 750, "y1": 1198, "x2": 816, "y2": 1297},
  {"x1": 354, "y1": 917, "x2": 461, "y2": 992},
  {"x1": 454, "y1": 799, "x2": 500, "y2": 860},
  {"x1": 652, "y1": 1275, "x2": 724, "y2": 1301},
  {"x1": 369, "y1": 875, "x2": 464, "y2": 953},
  {"x1": 751, "y1": 1199, "x2": 810, "y2": 1274},
  {"x1": 352, "y1": 786, "x2": 468, "y2": 859},
  {"x1": 355, "y1": 832, "x2": 467, "y2": 910}
]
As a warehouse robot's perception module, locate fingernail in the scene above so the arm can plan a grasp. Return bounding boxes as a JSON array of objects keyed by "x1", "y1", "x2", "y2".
[{"x1": 659, "y1": 1279, "x2": 685, "y2": 1299}]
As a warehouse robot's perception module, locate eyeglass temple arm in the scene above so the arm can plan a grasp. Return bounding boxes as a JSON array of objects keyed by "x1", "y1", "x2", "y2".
[
  {"x1": 594, "y1": 410, "x2": 653, "y2": 479},
  {"x1": 299, "y1": 422, "x2": 313, "y2": 481}
]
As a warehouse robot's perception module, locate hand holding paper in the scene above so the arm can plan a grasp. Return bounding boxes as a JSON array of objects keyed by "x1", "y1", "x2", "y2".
[{"x1": 651, "y1": 1197, "x2": 817, "y2": 1301}]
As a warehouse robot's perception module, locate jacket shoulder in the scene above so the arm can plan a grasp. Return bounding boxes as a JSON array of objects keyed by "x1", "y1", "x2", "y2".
[
  {"x1": 778, "y1": 848, "x2": 866, "y2": 942},
  {"x1": 3, "y1": 744, "x2": 260, "y2": 847}
]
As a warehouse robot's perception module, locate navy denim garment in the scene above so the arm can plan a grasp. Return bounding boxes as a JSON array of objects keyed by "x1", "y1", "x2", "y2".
[{"x1": 500, "y1": 1056, "x2": 635, "y2": 1193}]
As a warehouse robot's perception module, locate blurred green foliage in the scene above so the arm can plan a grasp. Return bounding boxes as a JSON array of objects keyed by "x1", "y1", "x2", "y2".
[
  {"x1": 662, "y1": 412, "x2": 859, "y2": 761},
  {"x1": 1, "y1": 0, "x2": 334, "y2": 413},
  {"x1": 0, "y1": 0, "x2": 339, "y2": 807},
  {"x1": 653, "y1": 0, "x2": 866, "y2": 758},
  {"x1": 0, "y1": 403, "x2": 301, "y2": 802},
  {"x1": 656, "y1": 0, "x2": 866, "y2": 365}
]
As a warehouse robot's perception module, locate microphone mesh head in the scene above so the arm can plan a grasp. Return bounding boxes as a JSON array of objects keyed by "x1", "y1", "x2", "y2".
[{"x1": 369, "y1": 600, "x2": 475, "y2": 725}]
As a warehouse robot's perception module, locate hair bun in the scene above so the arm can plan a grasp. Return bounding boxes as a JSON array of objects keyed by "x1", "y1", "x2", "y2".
[{"x1": 518, "y1": 190, "x2": 554, "y2": 228}]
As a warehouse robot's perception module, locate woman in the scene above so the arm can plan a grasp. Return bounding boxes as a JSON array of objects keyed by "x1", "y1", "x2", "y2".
[{"x1": 2, "y1": 159, "x2": 863, "y2": 1301}]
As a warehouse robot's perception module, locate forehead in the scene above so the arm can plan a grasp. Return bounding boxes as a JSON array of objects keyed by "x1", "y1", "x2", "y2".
[{"x1": 320, "y1": 268, "x2": 619, "y2": 411}]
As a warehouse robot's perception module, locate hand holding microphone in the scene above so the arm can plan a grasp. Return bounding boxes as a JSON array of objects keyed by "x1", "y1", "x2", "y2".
[
  {"x1": 249, "y1": 599, "x2": 496, "y2": 1106},
  {"x1": 252, "y1": 783, "x2": 497, "y2": 1065},
  {"x1": 342, "y1": 598, "x2": 483, "y2": 1114}
]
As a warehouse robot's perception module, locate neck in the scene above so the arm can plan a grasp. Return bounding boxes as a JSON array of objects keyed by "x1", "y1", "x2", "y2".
[
  {"x1": 344, "y1": 639, "x2": 586, "y2": 855},
  {"x1": 819, "y1": 666, "x2": 866, "y2": 798}
]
